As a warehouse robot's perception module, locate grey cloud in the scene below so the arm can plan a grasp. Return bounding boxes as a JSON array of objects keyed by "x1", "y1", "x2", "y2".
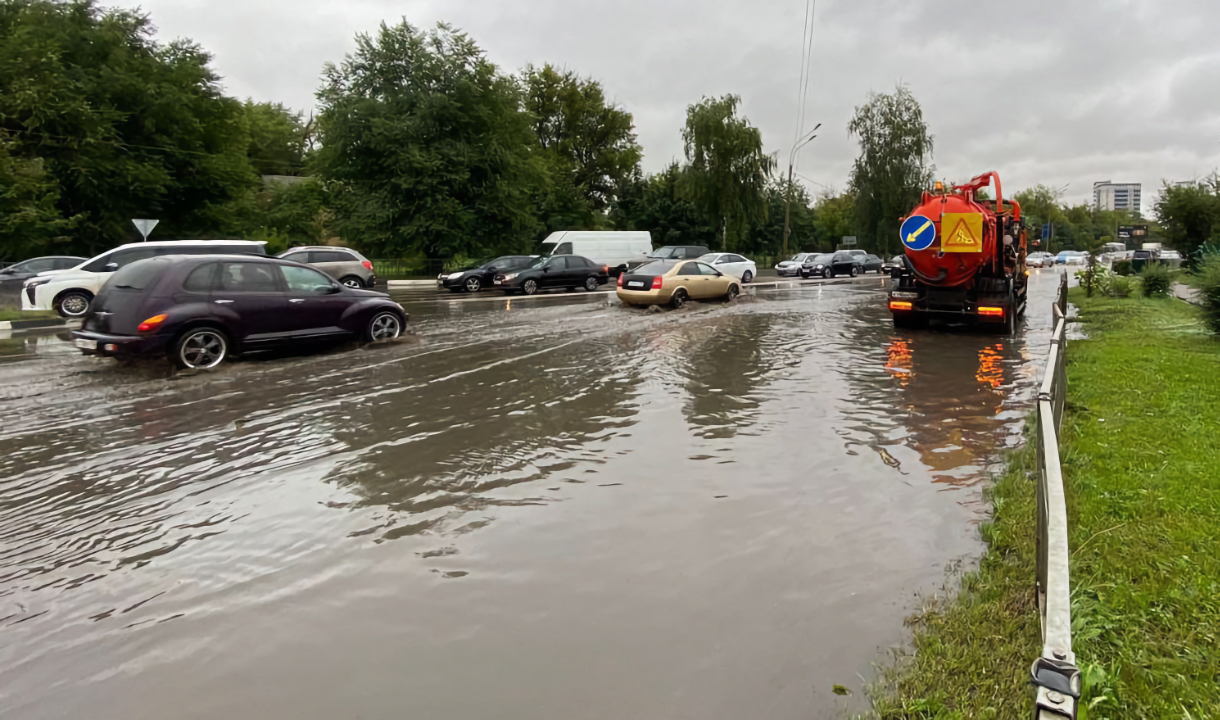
[{"x1": 128, "y1": 0, "x2": 1220, "y2": 212}]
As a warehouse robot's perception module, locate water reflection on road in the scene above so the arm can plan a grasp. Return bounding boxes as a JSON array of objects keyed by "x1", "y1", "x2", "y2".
[{"x1": 0, "y1": 271, "x2": 1064, "y2": 719}]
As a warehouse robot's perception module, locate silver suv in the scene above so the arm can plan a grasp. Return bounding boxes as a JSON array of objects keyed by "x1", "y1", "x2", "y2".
[{"x1": 278, "y1": 246, "x2": 376, "y2": 288}]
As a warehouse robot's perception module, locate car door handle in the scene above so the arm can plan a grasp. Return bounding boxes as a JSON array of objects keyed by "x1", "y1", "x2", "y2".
[
  {"x1": 214, "y1": 299, "x2": 234, "y2": 304},
  {"x1": 289, "y1": 298, "x2": 305, "y2": 303}
]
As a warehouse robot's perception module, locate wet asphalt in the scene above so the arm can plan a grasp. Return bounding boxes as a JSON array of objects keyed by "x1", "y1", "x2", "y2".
[{"x1": 0, "y1": 269, "x2": 1066, "y2": 719}]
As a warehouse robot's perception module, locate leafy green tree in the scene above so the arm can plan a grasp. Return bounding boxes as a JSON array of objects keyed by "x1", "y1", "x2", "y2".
[
  {"x1": 611, "y1": 163, "x2": 716, "y2": 247},
  {"x1": 678, "y1": 95, "x2": 774, "y2": 251},
  {"x1": 810, "y1": 191, "x2": 857, "y2": 254},
  {"x1": 243, "y1": 101, "x2": 310, "y2": 177},
  {"x1": 523, "y1": 63, "x2": 641, "y2": 229},
  {"x1": 314, "y1": 21, "x2": 547, "y2": 259},
  {"x1": 846, "y1": 85, "x2": 933, "y2": 256},
  {"x1": 0, "y1": 0, "x2": 258, "y2": 255},
  {"x1": 0, "y1": 131, "x2": 79, "y2": 257},
  {"x1": 1155, "y1": 177, "x2": 1220, "y2": 259},
  {"x1": 743, "y1": 179, "x2": 815, "y2": 257}
]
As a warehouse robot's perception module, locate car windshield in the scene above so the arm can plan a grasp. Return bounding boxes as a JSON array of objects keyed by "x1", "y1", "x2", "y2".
[
  {"x1": 808, "y1": 254, "x2": 832, "y2": 264},
  {"x1": 788, "y1": 254, "x2": 808, "y2": 262},
  {"x1": 698, "y1": 254, "x2": 720, "y2": 262},
  {"x1": 525, "y1": 256, "x2": 551, "y2": 269}
]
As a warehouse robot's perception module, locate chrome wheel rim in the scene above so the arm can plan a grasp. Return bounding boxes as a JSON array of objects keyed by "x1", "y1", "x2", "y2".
[
  {"x1": 585, "y1": 277, "x2": 597, "y2": 291},
  {"x1": 524, "y1": 280, "x2": 537, "y2": 295},
  {"x1": 465, "y1": 277, "x2": 481, "y2": 292},
  {"x1": 343, "y1": 277, "x2": 362, "y2": 288},
  {"x1": 370, "y1": 313, "x2": 401, "y2": 340},
  {"x1": 180, "y1": 331, "x2": 225, "y2": 369},
  {"x1": 61, "y1": 294, "x2": 89, "y2": 316}
]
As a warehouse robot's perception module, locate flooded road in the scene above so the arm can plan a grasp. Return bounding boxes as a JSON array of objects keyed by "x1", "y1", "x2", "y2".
[{"x1": 1, "y1": 270, "x2": 1064, "y2": 719}]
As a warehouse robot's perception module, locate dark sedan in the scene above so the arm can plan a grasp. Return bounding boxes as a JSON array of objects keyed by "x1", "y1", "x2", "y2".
[
  {"x1": 72, "y1": 255, "x2": 408, "y2": 369},
  {"x1": 824, "y1": 252, "x2": 864, "y2": 278},
  {"x1": 862, "y1": 254, "x2": 884, "y2": 273},
  {"x1": 0, "y1": 255, "x2": 86, "y2": 307},
  {"x1": 438, "y1": 255, "x2": 535, "y2": 293},
  {"x1": 799, "y1": 253, "x2": 835, "y2": 278},
  {"x1": 493, "y1": 255, "x2": 608, "y2": 295},
  {"x1": 882, "y1": 255, "x2": 904, "y2": 274}
]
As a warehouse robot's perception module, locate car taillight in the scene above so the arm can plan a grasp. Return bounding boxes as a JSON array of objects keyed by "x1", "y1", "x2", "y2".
[
  {"x1": 617, "y1": 274, "x2": 624, "y2": 287},
  {"x1": 651, "y1": 276, "x2": 663, "y2": 290},
  {"x1": 137, "y1": 314, "x2": 168, "y2": 333},
  {"x1": 362, "y1": 260, "x2": 374, "y2": 271},
  {"x1": 888, "y1": 301, "x2": 913, "y2": 311},
  {"x1": 978, "y1": 306, "x2": 1004, "y2": 317}
]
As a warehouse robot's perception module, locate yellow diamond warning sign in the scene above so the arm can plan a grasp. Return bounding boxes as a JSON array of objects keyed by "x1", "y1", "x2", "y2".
[{"x1": 940, "y1": 213, "x2": 984, "y2": 253}]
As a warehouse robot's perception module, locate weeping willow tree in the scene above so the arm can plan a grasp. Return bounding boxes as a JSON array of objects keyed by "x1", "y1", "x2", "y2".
[
  {"x1": 847, "y1": 85, "x2": 934, "y2": 256},
  {"x1": 679, "y1": 94, "x2": 775, "y2": 251}
]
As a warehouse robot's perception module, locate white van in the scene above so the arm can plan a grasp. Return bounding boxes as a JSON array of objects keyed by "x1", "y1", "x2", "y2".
[{"x1": 541, "y1": 231, "x2": 652, "y2": 275}]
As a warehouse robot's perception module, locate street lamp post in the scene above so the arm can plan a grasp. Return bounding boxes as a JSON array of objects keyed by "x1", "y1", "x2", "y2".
[{"x1": 782, "y1": 123, "x2": 821, "y2": 258}]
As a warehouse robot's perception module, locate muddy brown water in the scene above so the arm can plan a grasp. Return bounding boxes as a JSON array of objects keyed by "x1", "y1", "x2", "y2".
[{"x1": 0, "y1": 270, "x2": 1065, "y2": 719}]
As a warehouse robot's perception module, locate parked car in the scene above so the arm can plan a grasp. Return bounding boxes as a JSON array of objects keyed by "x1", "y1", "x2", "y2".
[
  {"x1": 824, "y1": 251, "x2": 865, "y2": 277},
  {"x1": 616, "y1": 259, "x2": 740, "y2": 308},
  {"x1": 881, "y1": 255, "x2": 905, "y2": 274},
  {"x1": 541, "y1": 231, "x2": 653, "y2": 275},
  {"x1": 775, "y1": 252, "x2": 815, "y2": 277},
  {"x1": 493, "y1": 255, "x2": 608, "y2": 295},
  {"x1": 861, "y1": 254, "x2": 884, "y2": 274},
  {"x1": 1, "y1": 256, "x2": 86, "y2": 304},
  {"x1": 23, "y1": 240, "x2": 267, "y2": 318},
  {"x1": 1057, "y1": 251, "x2": 1088, "y2": 266},
  {"x1": 438, "y1": 255, "x2": 536, "y2": 293},
  {"x1": 1025, "y1": 251, "x2": 1056, "y2": 268},
  {"x1": 698, "y1": 252, "x2": 757, "y2": 283},
  {"x1": 277, "y1": 246, "x2": 376, "y2": 288},
  {"x1": 800, "y1": 253, "x2": 835, "y2": 278},
  {"x1": 71, "y1": 255, "x2": 407, "y2": 369},
  {"x1": 1159, "y1": 250, "x2": 1184, "y2": 269},
  {"x1": 648, "y1": 245, "x2": 711, "y2": 261}
]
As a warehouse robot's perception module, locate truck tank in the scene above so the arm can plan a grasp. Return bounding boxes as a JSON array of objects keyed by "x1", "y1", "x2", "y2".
[{"x1": 888, "y1": 171, "x2": 1028, "y2": 331}]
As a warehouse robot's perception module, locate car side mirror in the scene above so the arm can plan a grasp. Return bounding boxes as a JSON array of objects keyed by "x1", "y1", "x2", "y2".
[
  {"x1": 543, "y1": 266, "x2": 550, "y2": 273},
  {"x1": 325, "y1": 284, "x2": 342, "y2": 294},
  {"x1": 104, "y1": 262, "x2": 119, "y2": 272},
  {"x1": 486, "y1": 266, "x2": 496, "y2": 272}
]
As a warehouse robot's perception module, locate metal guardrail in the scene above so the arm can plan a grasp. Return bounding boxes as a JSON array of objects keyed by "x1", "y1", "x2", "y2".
[{"x1": 1032, "y1": 273, "x2": 1080, "y2": 717}]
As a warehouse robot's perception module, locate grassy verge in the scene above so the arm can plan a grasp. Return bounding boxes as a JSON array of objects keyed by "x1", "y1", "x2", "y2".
[
  {"x1": 0, "y1": 309, "x2": 60, "y2": 322},
  {"x1": 872, "y1": 293, "x2": 1220, "y2": 718}
]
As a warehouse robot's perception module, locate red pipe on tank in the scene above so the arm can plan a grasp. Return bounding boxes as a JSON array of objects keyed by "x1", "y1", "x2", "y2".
[{"x1": 956, "y1": 172, "x2": 1003, "y2": 215}]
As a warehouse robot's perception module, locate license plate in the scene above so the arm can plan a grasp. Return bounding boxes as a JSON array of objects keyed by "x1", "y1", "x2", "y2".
[
  {"x1": 628, "y1": 281, "x2": 643, "y2": 288},
  {"x1": 494, "y1": 279, "x2": 503, "y2": 285},
  {"x1": 75, "y1": 338, "x2": 97, "y2": 350}
]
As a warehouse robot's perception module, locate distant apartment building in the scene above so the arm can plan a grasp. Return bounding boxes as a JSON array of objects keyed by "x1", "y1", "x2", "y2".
[{"x1": 1093, "y1": 181, "x2": 1141, "y2": 216}]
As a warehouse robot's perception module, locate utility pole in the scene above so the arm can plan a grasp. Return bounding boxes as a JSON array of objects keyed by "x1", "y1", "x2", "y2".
[{"x1": 783, "y1": 123, "x2": 820, "y2": 258}]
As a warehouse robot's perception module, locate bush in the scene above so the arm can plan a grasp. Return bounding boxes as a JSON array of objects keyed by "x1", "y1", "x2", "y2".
[
  {"x1": 1198, "y1": 256, "x2": 1220, "y2": 334},
  {"x1": 1140, "y1": 263, "x2": 1171, "y2": 298},
  {"x1": 1113, "y1": 259, "x2": 1133, "y2": 276},
  {"x1": 1107, "y1": 275, "x2": 1134, "y2": 298}
]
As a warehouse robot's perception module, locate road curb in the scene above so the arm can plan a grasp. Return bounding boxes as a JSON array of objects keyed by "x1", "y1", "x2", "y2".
[{"x1": 0, "y1": 318, "x2": 78, "y2": 332}]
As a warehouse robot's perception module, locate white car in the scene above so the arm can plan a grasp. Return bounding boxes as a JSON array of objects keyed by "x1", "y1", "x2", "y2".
[
  {"x1": 699, "y1": 253, "x2": 757, "y2": 283},
  {"x1": 775, "y1": 253, "x2": 815, "y2": 278},
  {"x1": 1025, "y1": 251, "x2": 1055, "y2": 268},
  {"x1": 23, "y1": 240, "x2": 267, "y2": 318}
]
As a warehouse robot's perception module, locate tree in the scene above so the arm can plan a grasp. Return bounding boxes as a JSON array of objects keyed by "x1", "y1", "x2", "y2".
[
  {"x1": 314, "y1": 21, "x2": 547, "y2": 259},
  {"x1": 678, "y1": 95, "x2": 775, "y2": 251},
  {"x1": 0, "y1": 0, "x2": 258, "y2": 255},
  {"x1": 743, "y1": 179, "x2": 815, "y2": 257},
  {"x1": 611, "y1": 163, "x2": 716, "y2": 247},
  {"x1": 1155, "y1": 177, "x2": 1220, "y2": 259},
  {"x1": 846, "y1": 85, "x2": 933, "y2": 256},
  {"x1": 810, "y1": 191, "x2": 857, "y2": 253},
  {"x1": 523, "y1": 64, "x2": 641, "y2": 227},
  {"x1": 0, "y1": 131, "x2": 79, "y2": 257},
  {"x1": 243, "y1": 101, "x2": 310, "y2": 177}
]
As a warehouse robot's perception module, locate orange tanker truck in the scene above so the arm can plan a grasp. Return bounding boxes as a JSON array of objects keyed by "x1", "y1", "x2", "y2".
[{"x1": 887, "y1": 171, "x2": 1028, "y2": 332}]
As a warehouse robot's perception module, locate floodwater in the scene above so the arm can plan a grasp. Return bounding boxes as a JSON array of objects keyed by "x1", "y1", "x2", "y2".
[{"x1": 0, "y1": 270, "x2": 1064, "y2": 719}]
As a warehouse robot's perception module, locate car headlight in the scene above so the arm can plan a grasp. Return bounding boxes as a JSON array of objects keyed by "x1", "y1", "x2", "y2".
[
  {"x1": 501, "y1": 272, "x2": 518, "y2": 281},
  {"x1": 24, "y1": 277, "x2": 52, "y2": 288},
  {"x1": 448, "y1": 272, "x2": 464, "y2": 280}
]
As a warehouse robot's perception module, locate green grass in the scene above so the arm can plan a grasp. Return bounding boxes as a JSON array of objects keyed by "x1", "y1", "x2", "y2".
[
  {"x1": 872, "y1": 293, "x2": 1220, "y2": 718},
  {"x1": 0, "y1": 309, "x2": 59, "y2": 322}
]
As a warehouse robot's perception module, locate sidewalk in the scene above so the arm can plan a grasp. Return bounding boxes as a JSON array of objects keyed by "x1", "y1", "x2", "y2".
[{"x1": 1172, "y1": 282, "x2": 1202, "y2": 305}]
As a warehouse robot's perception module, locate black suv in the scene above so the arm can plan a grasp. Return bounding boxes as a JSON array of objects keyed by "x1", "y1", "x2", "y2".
[
  {"x1": 72, "y1": 255, "x2": 407, "y2": 369},
  {"x1": 648, "y1": 245, "x2": 710, "y2": 260}
]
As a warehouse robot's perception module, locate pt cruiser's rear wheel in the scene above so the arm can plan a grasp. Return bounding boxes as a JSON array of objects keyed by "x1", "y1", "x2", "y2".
[
  {"x1": 366, "y1": 311, "x2": 403, "y2": 341},
  {"x1": 175, "y1": 328, "x2": 228, "y2": 370},
  {"x1": 56, "y1": 291, "x2": 92, "y2": 318}
]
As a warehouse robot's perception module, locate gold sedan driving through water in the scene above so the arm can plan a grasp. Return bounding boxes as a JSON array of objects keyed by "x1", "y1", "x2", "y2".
[{"x1": 616, "y1": 259, "x2": 741, "y2": 308}]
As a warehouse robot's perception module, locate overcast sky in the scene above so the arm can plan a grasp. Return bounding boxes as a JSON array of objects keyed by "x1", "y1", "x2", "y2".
[{"x1": 125, "y1": 0, "x2": 1220, "y2": 213}]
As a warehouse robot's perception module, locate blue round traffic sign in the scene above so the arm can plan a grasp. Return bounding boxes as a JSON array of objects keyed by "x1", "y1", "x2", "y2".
[{"x1": 900, "y1": 215, "x2": 936, "y2": 251}]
